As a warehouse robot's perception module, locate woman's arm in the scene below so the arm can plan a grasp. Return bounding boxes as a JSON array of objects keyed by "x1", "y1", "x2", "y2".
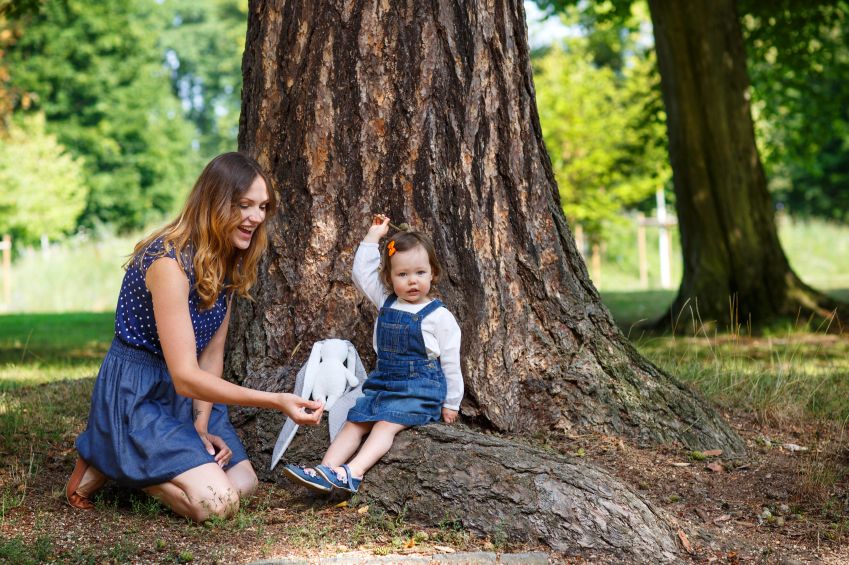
[
  {"x1": 192, "y1": 298, "x2": 232, "y2": 432},
  {"x1": 147, "y1": 258, "x2": 324, "y2": 424}
]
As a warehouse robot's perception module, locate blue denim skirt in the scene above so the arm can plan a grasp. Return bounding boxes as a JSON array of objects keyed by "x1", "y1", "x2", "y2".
[
  {"x1": 75, "y1": 338, "x2": 248, "y2": 488},
  {"x1": 347, "y1": 358, "x2": 447, "y2": 426}
]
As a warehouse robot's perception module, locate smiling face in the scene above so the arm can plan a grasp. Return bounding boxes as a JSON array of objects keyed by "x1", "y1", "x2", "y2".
[
  {"x1": 231, "y1": 175, "x2": 269, "y2": 251},
  {"x1": 389, "y1": 244, "x2": 433, "y2": 304}
]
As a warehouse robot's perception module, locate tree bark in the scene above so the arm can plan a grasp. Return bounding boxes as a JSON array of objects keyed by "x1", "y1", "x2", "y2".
[
  {"x1": 648, "y1": 0, "x2": 842, "y2": 330},
  {"x1": 252, "y1": 421, "x2": 678, "y2": 561},
  {"x1": 230, "y1": 0, "x2": 745, "y2": 553}
]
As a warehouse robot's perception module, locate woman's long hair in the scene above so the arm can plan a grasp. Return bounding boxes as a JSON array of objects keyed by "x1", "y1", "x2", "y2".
[{"x1": 128, "y1": 152, "x2": 276, "y2": 309}]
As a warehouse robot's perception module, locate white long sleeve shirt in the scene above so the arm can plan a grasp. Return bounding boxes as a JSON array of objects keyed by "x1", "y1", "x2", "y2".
[{"x1": 352, "y1": 242, "x2": 464, "y2": 411}]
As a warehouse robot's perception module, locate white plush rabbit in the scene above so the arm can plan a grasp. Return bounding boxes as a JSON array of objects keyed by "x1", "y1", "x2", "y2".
[
  {"x1": 270, "y1": 339, "x2": 366, "y2": 470},
  {"x1": 303, "y1": 339, "x2": 359, "y2": 410}
]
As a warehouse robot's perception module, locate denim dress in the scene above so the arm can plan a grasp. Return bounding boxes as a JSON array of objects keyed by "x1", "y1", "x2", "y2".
[
  {"x1": 347, "y1": 295, "x2": 448, "y2": 426},
  {"x1": 74, "y1": 238, "x2": 248, "y2": 488}
]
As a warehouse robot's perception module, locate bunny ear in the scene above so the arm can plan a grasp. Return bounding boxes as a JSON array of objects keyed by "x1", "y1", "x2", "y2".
[
  {"x1": 346, "y1": 343, "x2": 356, "y2": 371},
  {"x1": 302, "y1": 341, "x2": 323, "y2": 401}
]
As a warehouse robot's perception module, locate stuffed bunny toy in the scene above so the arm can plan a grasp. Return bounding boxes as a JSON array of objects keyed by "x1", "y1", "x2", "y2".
[
  {"x1": 304, "y1": 339, "x2": 359, "y2": 410},
  {"x1": 270, "y1": 339, "x2": 367, "y2": 470}
]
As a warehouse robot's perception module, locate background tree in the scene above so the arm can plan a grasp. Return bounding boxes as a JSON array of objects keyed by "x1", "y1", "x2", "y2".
[
  {"x1": 533, "y1": 9, "x2": 669, "y2": 240},
  {"x1": 5, "y1": 0, "x2": 195, "y2": 232},
  {"x1": 647, "y1": 0, "x2": 841, "y2": 327},
  {"x1": 743, "y1": 0, "x2": 849, "y2": 223},
  {"x1": 537, "y1": 0, "x2": 845, "y2": 326},
  {"x1": 0, "y1": 113, "x2": 87, "y2": 244},
  {"x1": 158, "y1": 0, "x2": 248, "y2": 158}
]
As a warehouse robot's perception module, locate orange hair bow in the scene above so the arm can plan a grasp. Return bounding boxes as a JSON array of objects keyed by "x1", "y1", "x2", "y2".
[{"x1": 387, "y1": 240, "x2": 396, "y2": 257}]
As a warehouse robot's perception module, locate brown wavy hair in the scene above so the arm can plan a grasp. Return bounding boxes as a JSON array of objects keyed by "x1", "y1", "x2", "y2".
[
  {"x1": 128, "y1": 152, "x2": 276, "y2": 309},
  {"x1": 379, "y1": 231, "x2": 442, "y2": 292}
]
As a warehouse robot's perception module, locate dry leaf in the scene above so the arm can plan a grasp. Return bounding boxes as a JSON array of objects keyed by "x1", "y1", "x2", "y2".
[
  {"x1": 403, "y1": 538, "x2": 417, "y2": 549},
  {"x1": 334, "y1": 500, "x2": 349, "y2": 508},
  {"x1": 782, "y1": 443, "x2": 808, "y2": 452},
  {"x1": 702, "y1": 449, "x2": 723, "y2": 457},
  {"x1": 671, "y1": 462, "x2": 691, "y2": 467},
  {"x1": 433, "y1": 545, "x2": 456, "y2": 553},
  {"x1": 713, "y1": 514, "x2": 732, "y2": 524},
  {"x1": 705, "y1": 462, "x2": 725, "y2": 473},
  {"x1": 677, "y1": 529, "x2": 694, "y2": 553},
  {"x1": 357, "y1": 505, "x2": 369, "y2": 514}
]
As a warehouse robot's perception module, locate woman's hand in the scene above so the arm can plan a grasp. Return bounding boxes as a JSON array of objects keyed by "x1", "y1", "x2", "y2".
[
  {"x1": 278, "y1": 393, "x2": 325, "y2": 425},
  {"x1": 364, "y1": 214, "x2": 391, "y2": 243},
  {"x1": 441, "y1": 408, "x2": 458, "y2": 424},
  {"x1": 198, "y1": 432, "x2": 233, "y2": 468}
]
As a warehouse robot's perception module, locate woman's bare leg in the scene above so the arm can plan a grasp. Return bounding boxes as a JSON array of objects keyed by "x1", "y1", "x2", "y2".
[
  {"x1": 321, "y1": 421, "x2": 374, "y2": 468},
  {"x1": 143, "y1": 462, "x2": 239, "y2": 522},
  {"x1": 342, "y1": 421, "x2": 407, "y2": 479}
]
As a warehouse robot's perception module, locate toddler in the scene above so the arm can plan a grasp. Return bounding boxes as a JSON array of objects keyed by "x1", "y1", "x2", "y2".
[{"x1": 283, "y1": 214, "x2": 463, "y2": 492}]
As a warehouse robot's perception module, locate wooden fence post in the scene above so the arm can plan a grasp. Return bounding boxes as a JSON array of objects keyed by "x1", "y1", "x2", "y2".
[
  {"x1": 1, "y1": 234, "x2": 10, "y2": 310},
  {"x1": 636, "y1": 212, "x2": 648, "y2": 288}
]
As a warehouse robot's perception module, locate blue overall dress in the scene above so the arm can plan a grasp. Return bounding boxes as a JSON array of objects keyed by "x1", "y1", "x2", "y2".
[{"x1": 347, "y1": 295, "x2": 447, "y2": 426}]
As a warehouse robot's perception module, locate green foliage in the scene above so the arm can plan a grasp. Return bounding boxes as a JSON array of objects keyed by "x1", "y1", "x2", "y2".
[
  {"x1": 5, "y1": 0, "x2": 196, "y2": 232},
  {"x1": 533, "y1": 4, "x2": 669, "y2": 236},
  {"x1": 158, "y1": 0, "x2": 248, "y2": 158},
  {"x1": 0, "y1": 113, "x2": 87, "y2": 243},
  {"x1": 742, "y1": 1, "x2": 849, "y2": 221}
]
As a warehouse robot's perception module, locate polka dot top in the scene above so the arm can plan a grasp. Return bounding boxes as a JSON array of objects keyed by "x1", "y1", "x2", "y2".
[{"x1": 114, "y1": 238, "x2": 229, "y2": 358}]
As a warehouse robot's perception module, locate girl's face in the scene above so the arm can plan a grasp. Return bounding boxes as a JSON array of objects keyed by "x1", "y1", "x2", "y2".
[
  {"x1": 231, "y1": 175, "x2": 269, "y2": 250},
  {"x1": 389, "y1": 244, "x2": 433, "y2": 304}
]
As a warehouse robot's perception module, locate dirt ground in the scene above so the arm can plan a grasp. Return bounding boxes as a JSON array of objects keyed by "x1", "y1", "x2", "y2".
[{"x1": 2, "y1": 410, "x2": 848, "y2": 564}]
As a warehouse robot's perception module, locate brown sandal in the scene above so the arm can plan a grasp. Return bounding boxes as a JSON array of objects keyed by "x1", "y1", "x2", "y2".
[{"x1": 65, "y1": 457, "x2": 95, "y2": 510}]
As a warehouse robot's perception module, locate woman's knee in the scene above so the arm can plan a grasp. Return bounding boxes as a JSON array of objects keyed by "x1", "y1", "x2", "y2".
[
  {"x1": 192, "y1": 486, "x2": 240, "y2": 522},
  {"x1": 228, "y1": 462, "x2": 258, "y2": 498}
]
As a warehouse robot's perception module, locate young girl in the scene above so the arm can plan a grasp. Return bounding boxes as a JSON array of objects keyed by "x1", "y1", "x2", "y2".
[
  {"x1": 66, "y1": 153, "x2": 324, "y2": 522},
  {"x1": 283, "y1": 215, "x2": 463, "y2": 493}
]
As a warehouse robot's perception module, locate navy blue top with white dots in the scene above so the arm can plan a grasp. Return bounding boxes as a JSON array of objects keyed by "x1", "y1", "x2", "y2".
[{"x1": 114, "y1": 238, "x2": 229, "y2": 358}]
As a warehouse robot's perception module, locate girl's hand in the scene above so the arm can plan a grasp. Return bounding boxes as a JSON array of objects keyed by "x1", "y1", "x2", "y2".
[
  {"x1": 441, "y1": 408, "x2": 458, "y2": 424},
  {"x1": 278, "y1": 393, "x2": 324, "y2": 425},
  {"x1": 198, "y1": 432, "x2": 233, "y2": 468},
  {"x1": 365, "y1": 214, "x2": 391, "y2": 243}
]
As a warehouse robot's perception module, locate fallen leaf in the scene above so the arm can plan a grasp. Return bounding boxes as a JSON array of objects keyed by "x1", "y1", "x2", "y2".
[
  {"x1": 403, "y1": 538, "x2": 417, "y2": 549},
  {"x1": 334, "y1": 500, "x2": 349, "y2": 508},
  {"x1": 694, "y1": 507, "x2": 709, "y2": 522},
  {"x1": 677, "y1": 529, "x2": 694, "y2": 553},
  {"x1": 705, "y1": 462, "x2": 725, "y2": 473},
  {"x1": 702, "y1": 449, "x2": 723, "y2": 457},
  {"x1": 671, "y1": 462, "x2": 691, "y2": 467},
  {"x1": 782, "y1": 443, "x2": 808, "y2": 452},
  {"x1": 713, "y1": 514, "x2": 732, "y2": 524},
  {"x1": 433, "y1": 545, "x2": 455, "y2": 553},
  {"x1": 357, "y1": 505, "x2": 369, "y2": 514}
]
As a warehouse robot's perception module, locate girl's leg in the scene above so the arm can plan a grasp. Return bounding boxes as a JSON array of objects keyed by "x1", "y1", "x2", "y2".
[
  {"x1": 143, "y1": 462, "x2": 240, "y2": 522},
  {"x1": 225, "y1": 460, "x2": 258, "y2": 498},
  {"x1": 321, "y1": 421, "x2": 374, "y2": 468},
  {"x1": 342, "y1": 421, "x2": 407, "y2": 479}
]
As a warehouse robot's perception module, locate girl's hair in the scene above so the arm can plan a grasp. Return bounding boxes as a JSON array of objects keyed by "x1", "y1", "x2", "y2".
[
  {"x1": 129, "y1": 152, "x2": 276, "y2": 309},
  {"x1": 379, "y1": 231, "x2": 442, "y2": 291}
]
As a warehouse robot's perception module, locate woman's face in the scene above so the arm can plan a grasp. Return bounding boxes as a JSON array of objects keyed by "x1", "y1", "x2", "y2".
[{"x1": 231, "y1": 175, "x2": 269, "y2": 251}]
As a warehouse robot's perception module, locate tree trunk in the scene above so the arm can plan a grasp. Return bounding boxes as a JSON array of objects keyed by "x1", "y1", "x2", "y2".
[
  {"x1": 229, "y1": 0, "x2": 745, "y2": 553},
  {"x1": 227, "y1": 0, "x2": 744, "y2": 556},
  {"x1": 254, "y1": 421, "x2": 678, "y2": 560},
  {"x1": 648, "y1": 0, "x2": 842, "y2": 329}
]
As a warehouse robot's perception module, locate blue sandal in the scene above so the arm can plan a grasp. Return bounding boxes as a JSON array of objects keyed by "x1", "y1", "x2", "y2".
[
  {"x1": 282, "y1": 464, "x2": 333, "y2": 493},
  {"x1": 316, "y1": 464, "x2": 362, "y2": 493}
]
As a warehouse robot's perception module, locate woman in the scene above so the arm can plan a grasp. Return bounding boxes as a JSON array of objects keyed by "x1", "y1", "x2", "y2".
[{"x1": 66, "y1": 152, "x2": 323, "y2": 522}]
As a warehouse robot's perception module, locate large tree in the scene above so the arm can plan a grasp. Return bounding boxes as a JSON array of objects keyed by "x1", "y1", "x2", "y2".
[
  {"x1": 228, "y1": 0, "x2": 742, "y2": 556},
  {"x1": 647, "y1": 0, "x2": 842, "y2": 327}
]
